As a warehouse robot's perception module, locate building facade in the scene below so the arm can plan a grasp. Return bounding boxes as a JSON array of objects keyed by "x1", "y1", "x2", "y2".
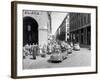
[
  {"x1": 23, "y1": 10, "x2": 51, "y2": 47},
  {"x1": 69, "y1": 13, "x2": 91, "y2": 47},
  {"x1": 55, "y1": 14, "x2": 69, "y2": 42}
]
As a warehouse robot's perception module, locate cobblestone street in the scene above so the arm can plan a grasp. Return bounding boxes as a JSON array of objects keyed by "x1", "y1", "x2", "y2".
[{"x1": 23, "y1": 48, "x2": 91, "y2": 69}]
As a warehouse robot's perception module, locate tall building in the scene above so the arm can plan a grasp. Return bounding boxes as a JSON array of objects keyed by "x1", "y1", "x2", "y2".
[
  {"x1": 69, "y1": 13, "x2": 91, "y2": 47},
  {"x1": 23, "y1": 10, "x2": 51, "y2": 47},
  {"x1": 55, "y1": 14, "x2": 69, "y2": 41}
]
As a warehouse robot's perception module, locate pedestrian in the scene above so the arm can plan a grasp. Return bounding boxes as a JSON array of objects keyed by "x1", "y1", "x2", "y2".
[
  {"x1": 70, "y1": 42, "x2": 73, "y2": 49},
  {"x1": 35, "y1": 43, "x2": 38, "y2": 56},
  {"x1": 47, "y1": 44, "x2": 52, "y2": 54},
  {"x1": 32, "y1": 44, "x2": 36, "y2": 59},
  {"x1": 39, "y1": 45, "x2": 42, "y2": 55}
]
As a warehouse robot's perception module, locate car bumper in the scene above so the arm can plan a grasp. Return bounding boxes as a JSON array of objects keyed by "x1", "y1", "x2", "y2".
[{"x1": 49, "y1": 57, "x2": 63, "y2": 62}]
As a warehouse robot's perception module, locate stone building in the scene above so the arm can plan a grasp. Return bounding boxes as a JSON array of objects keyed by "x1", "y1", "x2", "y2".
[
  {"x1": 55, "y1": 14, "x2": 69, "y2": 41},
  {"x1": 69, "y1": 13, "x2": 91, "y2": 47},
  {"x1": 23, "y1": 10, "x2": 51, "y2": 47}
]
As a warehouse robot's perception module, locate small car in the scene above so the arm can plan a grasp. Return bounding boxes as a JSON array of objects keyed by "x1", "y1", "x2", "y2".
[
  {"x1": 61, "y1": 47, "x2": 66, "y2": 52},
  {"x1": 67, "y1": 48, "x2": 72, "y2": 54},
  {"x1": 49, "y1": 52, "x2": 68, "y2": 62},
  {"x1": 73, "y1": 43, "x2": 80, "y2": 51},
  {"x1": 62, "y1": 52, "x2": 68, "y2": 59},
  {"x1": 64, "y1": 43, "x2": 72, "y2": 54}
]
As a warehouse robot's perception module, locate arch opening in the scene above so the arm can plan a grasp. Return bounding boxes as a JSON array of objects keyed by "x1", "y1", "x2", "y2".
[{"x1": 23, "y1": 16, "x2": 38, "y2": 46}]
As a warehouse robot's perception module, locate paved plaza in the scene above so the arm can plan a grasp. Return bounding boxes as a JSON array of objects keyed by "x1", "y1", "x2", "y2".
[{"x1": 23, "y1": 48, "x2": 91, "y2": 69}]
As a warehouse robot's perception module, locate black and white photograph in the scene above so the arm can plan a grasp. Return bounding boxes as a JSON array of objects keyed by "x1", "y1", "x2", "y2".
[
  {"x1": 11, "y1": 1, "x2": 97, "y2": 78},
  {"x1": 23, "y1": 10, "x2": 91, "y2": 69}
]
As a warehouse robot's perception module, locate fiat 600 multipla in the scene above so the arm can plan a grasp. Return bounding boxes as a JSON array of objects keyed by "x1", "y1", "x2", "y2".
[{"x1": 49, "y1": 51, "x2": 68, "y2": 62}]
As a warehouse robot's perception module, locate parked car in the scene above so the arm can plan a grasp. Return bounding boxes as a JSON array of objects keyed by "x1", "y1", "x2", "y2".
[
  {"x1": 60, "y1": 41, "x2": 66, "y2": 52},
  {"x1": 73, "y1": 43, "x2": 80, "y2": 51},
  {"x1": 49, "y1": 52, "x2": 68, "y2": 62}
]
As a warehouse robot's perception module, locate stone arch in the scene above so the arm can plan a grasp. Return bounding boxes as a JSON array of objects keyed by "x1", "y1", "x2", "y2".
[{"x1": 23, "y1": 16, "x2": 38, "y2": 46}]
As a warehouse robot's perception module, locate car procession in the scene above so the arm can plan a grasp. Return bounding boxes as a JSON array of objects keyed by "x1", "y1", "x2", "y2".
[{"x1": 23, "y1": 41, "x2": 80, "y2": 63}]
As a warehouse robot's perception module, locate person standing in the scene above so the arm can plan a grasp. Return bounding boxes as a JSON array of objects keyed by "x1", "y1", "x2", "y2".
[{"x1": 32, "y1": 44, "x2": 36, "y2": 59}]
